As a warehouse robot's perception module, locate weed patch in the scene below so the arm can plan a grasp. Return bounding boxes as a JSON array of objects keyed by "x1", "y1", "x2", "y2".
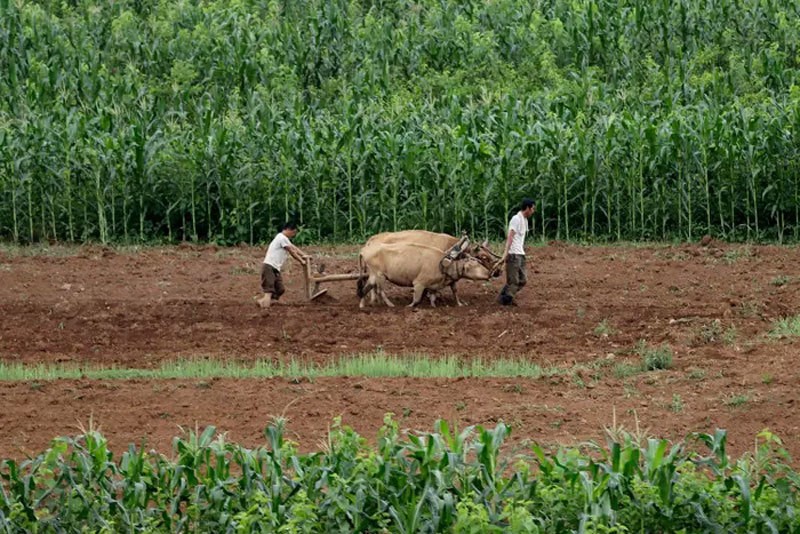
[
  {"x1": 769, "y1": 315, "x2": 800, "y2": 338},
  {"x1": 636, "y1": 341, "x2": 673, "y2": 370}
]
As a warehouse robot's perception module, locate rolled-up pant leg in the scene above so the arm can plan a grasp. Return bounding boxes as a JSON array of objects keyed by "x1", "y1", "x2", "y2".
[{"x1": 261, "y1": 264, "x2": 286, "y2": 299}]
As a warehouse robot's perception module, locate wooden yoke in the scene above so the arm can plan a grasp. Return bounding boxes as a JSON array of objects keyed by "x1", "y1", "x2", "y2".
[{"x1": 444, "y1": 233, "x2": 470, "y2": 261}]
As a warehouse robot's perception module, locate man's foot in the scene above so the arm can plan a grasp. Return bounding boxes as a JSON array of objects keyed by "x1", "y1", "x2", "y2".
[
  {"x1": 498, "y1": 294, "x2": 515, "y2": 306},
  {"x1": 257, "y1": 294, "x2": 272, "y2": 309}
]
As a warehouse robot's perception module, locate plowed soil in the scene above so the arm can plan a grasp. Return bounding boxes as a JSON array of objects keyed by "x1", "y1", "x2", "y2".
[{"x1": 1, "y1": 241, "x2": 799, "y2": 461}]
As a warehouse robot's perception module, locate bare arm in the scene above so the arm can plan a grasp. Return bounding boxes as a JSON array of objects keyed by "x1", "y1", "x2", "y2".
[
  {"x1": 503, "y1": 229, "x2": 516, "y2": 258},
  {"x1": 286, "y1": 245, "x2": 309, "y2": 265}
]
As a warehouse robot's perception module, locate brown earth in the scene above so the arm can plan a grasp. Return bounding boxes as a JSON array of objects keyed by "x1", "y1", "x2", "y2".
[{"x1": 1, "y1": 241, "x2": 799, "y2": 462}]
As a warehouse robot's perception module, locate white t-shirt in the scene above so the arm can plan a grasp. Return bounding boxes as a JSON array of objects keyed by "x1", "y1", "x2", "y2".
[
  {"x1": 264, "y1": 233, "x2": 292, "y2": 271},
  {"x1": 508, "y1": 212, "x2": 528, "y2": 255}
]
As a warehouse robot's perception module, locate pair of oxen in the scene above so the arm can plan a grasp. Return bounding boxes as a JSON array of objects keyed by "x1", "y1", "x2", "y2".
[{"x1": 356, "y1": 230, "x2": 504, "y2": 308}]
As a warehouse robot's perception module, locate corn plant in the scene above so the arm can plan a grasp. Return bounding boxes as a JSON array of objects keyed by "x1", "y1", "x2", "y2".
[
  {"x1": 2, "y1": 0, "x2": 800, "y2": 243},
  {"x1": 2, "y1": 418, "x2": 800, "y2": 531}
]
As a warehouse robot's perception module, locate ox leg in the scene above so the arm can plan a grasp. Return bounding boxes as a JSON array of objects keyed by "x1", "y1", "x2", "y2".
[
  {"x1": 359, "y1": 276, "x2": 377, "y2": 309},
  {"x1": 408, "y1": 284, "x2": 426, "y2": 307},
  {"x1": 359, "y1": 286, "x2": 372, "y2": 308},
  {"x1": 379, "y1": 289, "x2": 395, "y2": 307},
  {"x1": 450, "y1": 283, "x2": 465, "y2": 306},
  {"x1": 428, "y1": 291, "x2": 437, "y2": 308},
  {"x1": 376, "y1": 274, "x2": 395, "y2": 307}
]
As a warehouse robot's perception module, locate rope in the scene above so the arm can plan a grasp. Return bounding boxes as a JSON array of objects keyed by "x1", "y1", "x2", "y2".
[{"x1": 439, "y1": 255, "x2": 464, "y2": 283}]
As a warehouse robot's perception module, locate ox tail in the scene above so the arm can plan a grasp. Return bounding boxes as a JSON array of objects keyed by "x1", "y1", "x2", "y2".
[{"x1": 356, "y1": 254, "x2": 367, "y2": 298}]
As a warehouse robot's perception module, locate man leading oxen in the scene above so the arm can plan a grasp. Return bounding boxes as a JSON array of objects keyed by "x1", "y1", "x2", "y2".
[{"x1": 356, "y1": 233, "x2": 500, "y2": 308}]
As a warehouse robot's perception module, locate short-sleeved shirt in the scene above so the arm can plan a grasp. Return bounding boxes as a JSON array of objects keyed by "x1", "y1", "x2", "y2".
[
  {"x1": 508, "y1": 212, "x2": 528, "y2": 255},
  {"x1": 264, "y1": 233, "x2": 292, "y2": 271}
]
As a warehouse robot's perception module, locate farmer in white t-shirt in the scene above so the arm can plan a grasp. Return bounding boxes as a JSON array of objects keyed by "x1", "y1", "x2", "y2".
[
  {"x1": 498, "y1": 198, "x2": 536, "y2": 306},
  {"x1": 258, "y1": 222, "x2": 311, "y2": 309}
]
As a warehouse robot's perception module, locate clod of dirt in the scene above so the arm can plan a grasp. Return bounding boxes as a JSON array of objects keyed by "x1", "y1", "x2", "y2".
[{"x1": 700, "y1": 234, "x2": 713, "y2": 247}]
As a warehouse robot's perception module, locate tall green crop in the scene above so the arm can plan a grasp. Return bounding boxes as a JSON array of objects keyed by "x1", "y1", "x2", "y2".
[{"x1": 1, "y1": 0, "x2": 800, "y2": 243}]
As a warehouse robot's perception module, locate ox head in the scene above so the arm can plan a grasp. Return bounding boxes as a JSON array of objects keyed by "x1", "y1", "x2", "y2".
[
  {"x1": 468, "y1": 240, "x2": 503, "y2": 278},
  {"x1": 459, "y1": 256, "x2": 492, "y2": 281},
  {"x1": 441, "y1": 243, "x2": 493, "y2": 281},
  {"x1": 442, "y1": 254, "x2": 492, "y2": 281}
]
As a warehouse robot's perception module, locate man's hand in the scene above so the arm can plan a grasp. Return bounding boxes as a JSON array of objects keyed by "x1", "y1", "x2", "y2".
[{"x1": 289, "y1": 246, "x2": 309, "y2": 265}]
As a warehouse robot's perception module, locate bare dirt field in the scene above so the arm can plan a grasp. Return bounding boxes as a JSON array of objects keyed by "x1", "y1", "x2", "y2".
[{"x1": 1, "y1": 240, "x2": 799, "y2": 462}]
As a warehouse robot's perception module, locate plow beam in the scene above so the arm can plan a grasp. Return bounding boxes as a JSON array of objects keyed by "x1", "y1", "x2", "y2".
[{"x1": 303, "y1": 261, "x2": 362, "y2": 300}]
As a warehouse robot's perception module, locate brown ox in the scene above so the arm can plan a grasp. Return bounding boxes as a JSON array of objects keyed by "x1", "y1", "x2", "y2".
[
  {"x1": 356, "y1": 240, "x2": 492, "y2": 308},
  {"x1": 363, "y1": 230, "x2": 502, "y2": 305}
]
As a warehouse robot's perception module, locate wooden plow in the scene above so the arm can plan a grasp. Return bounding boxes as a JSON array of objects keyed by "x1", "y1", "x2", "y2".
[{"x1": 302, "y1": 258, "x2": 362, "y2": 300}]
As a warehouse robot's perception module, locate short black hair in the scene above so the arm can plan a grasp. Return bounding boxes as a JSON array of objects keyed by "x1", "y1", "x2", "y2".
[
  {"x1": 281, "y1": 221, "x2": 298, "y2": 231},
  {"x1": 521, "y1": 198, "x2": 535, "y2": 210}
]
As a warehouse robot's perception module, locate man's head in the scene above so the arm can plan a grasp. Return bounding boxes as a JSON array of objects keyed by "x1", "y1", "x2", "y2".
[
  {"x1": 281, "y1": 221, "x2": 299, "y2": 238},
  {"x1": 520, "y1": 198, "x2": 535, "y2": 218}
]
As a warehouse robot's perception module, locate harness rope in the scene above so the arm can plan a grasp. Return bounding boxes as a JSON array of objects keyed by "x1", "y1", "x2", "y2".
[{"x1": 439, "y1": 255, "x2": 466, "y2": 283}]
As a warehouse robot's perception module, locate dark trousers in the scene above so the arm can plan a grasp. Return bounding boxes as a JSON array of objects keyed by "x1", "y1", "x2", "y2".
[
  {"x1": 260, "y1": 264, "x2": 285, "y2": 299},
  {"x1": 499, "y1": 254, "x2": 526, "y2": 303}
]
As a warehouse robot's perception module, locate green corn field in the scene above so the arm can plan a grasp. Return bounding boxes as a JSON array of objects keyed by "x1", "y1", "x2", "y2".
[
  {"x1": 1, "y1": 0, "x2": 799, "y2": 245},
  {"x1": 1, "y1": 418, "x2": 799, "y2": 532}
]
